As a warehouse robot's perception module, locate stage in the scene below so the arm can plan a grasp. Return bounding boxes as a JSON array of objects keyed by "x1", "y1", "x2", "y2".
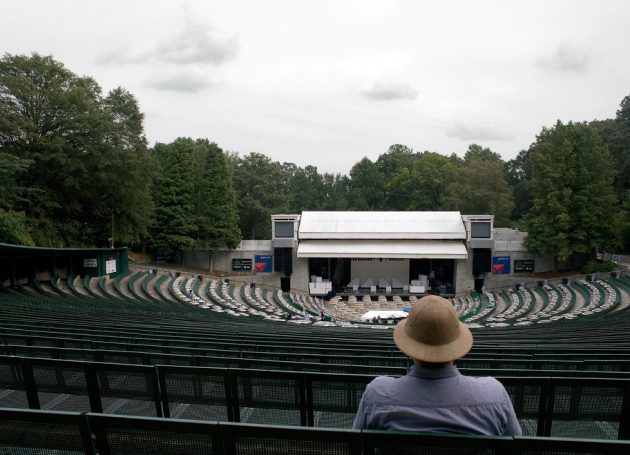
[{"x1": 330, "y1": 287, "x2": 455, "y2": 301}]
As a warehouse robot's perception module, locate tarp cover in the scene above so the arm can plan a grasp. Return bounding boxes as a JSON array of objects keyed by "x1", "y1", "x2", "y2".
[{"x1": 361, "y1": 310, "x2": 408, "y2": 321}]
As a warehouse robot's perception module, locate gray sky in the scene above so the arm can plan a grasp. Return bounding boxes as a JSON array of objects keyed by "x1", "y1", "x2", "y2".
[{"x1": 2, "y1": 0, "x2": 630, "y2": 174}]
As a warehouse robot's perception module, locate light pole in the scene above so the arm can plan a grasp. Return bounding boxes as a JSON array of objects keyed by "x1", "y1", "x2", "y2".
[{"x1": 110, "y1": 212, "x2": 114, "y2": 248}]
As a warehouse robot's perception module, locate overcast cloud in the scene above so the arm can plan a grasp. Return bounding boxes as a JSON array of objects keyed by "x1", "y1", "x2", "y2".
[
  {"x1": 153, "y1": 18, "x2": 239, "y2": 65},
  {"x1": 2, "y1": 0, "x2": 629, "y2": 174},
  {"x1": 446, "y1": 121, "x2": 514, "y2": 142},
  {"x1": 362, "y1": 81, "x2": 418, "y2": 101},
  {"x1": 537, "y1": 44, "x2": 590, "y2": 73},
  {"x1": 98, "y1": 13, "x2": 239, "y2": 66},
  {"x1": 147, "y1": 71, "x2": 214, "y2": 93}
]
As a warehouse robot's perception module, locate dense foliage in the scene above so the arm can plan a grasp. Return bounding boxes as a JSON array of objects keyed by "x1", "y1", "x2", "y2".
[
  {"x1": 0, "y1": 53, "x2": 152, "y2": 247},
  {"x1": 1, "y1": 53, "x2": 629, "y2": 263},
  {"x1": 523, "y1": 121, "x2": 619, "y2": 268},
  {"x1": 580, "y1": 259, "x2": 618, "y2": 274}
]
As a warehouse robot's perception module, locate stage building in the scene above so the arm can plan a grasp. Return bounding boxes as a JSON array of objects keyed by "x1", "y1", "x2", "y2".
[{"x1": 269, "y1": 211, "x2": 494, "y2": 298}]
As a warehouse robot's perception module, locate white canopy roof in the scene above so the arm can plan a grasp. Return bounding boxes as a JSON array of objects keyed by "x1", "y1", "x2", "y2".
[
  {"x1": 297, "y1": 240, "x2": 468, "y2": 259},
  {"x1": 298, "y1": 211, "x2": 466, "y2": 240},
  {"x1": 360, "y1": 310, "x2": 408, "y2": 321}
]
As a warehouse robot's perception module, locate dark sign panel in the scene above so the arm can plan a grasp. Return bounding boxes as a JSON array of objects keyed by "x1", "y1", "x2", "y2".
[
  {"x1": 232, "y1": 258, "x2": 253, "y2": 271},
  {"x1": 156, "y1": 251, "x2": 175, "y2": 263},
  {"x1": 514, "y1": 259, "x2": 535, "y2": 273},
  {"x1": 470, "y1": 221, "x2": 491, "y2": 238},
  {"x1": 274, "y1": 221, "x2": 294, "y2": 238}
]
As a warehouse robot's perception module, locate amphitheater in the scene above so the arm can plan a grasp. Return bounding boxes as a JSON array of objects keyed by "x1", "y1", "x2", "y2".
[{"x1": 1, "y1": 265, "x2": 630, "y2": 453}]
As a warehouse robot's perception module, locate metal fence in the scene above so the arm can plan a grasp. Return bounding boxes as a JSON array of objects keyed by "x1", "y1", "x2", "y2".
[
  {"x1": 5, "y1": 342, "x2": 630, "y2": 378},
  {"x1": 2, "y1": 355, "x2": 630, "y2": 440},
  {"x1": 2, "y1": 408, "x2": 630, "y2": 454}
]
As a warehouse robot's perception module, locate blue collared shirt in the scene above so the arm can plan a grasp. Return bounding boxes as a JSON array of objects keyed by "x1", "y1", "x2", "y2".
[{"x1": 353, "y1": 364, "x2": 522, "y2": 436}]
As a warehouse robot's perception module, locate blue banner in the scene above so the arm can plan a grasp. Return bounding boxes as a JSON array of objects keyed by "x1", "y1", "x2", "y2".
[
  {"x1": 492, "y1": 256, "x2": 511, "y2": 274},
  {"x1": 254, "y1": 255, "x2": 273, "y2": 273}
]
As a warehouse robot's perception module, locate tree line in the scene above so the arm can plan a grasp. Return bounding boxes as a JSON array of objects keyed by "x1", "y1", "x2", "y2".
[{"x1": 1, "y1": 54, "x2": 629, "y2": 265}]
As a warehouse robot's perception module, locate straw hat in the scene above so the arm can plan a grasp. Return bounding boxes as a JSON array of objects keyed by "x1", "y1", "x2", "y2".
[{"x1": 393, "y1": 295, "x2": 473, "y2": 363}]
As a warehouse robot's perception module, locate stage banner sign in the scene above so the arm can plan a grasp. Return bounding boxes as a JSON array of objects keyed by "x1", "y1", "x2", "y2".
[
  {"x1": 492, "y1": 256, "x2": 511, "y2": 274},
  {"x1": 254, "y1": 255, "x2": 272, "y2": 273}
]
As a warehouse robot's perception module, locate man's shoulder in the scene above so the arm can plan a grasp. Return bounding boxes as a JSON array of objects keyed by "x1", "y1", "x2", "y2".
[
  {"x1": 457, "y1": 374, "x2": 510, "y2": 400},
  {"x1": 459, "y1": 374, "x2": 503, "y2": 386},
  {"x1": 368, "y1": 374, "x2": 401, "y2": 387},
  {"x1": 364, "y1": 374, "x2": 403, "y2": 396}
]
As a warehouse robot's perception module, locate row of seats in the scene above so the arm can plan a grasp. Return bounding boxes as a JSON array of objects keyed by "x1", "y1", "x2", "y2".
[
  {"x1": 5, "y1": 278, "x2": 630, "y2": 353},
  {"x1": 455, "y1": 277, "x2": 630, "y2": 328},
  {"x1": 24, "y1": 267, "x2": 630, "y2": 329},
  {"x1": 4, "y1": 275, "x2": 630, "y2": 444},
  {"x1": 9, "y1": 343, "x2": 630, "y2": 380},
  {"x1": 6, "y1": 287, "x2": 630, "y2": 377},
  {"x1": 25, "y1": 270, "x2": 322, "y2": 324}
]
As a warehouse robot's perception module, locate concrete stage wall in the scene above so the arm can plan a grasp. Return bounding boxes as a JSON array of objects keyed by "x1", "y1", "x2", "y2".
[{"x1": 351, "y1": 259, "x2": 409, "y2": 285}]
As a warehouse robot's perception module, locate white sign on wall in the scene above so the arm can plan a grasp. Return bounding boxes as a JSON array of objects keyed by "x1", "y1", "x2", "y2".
[
  {"x1": 105, "y1": 259, "x2": 117, "y2": 274},
  {"x1": 83, "y1": 258, "x2": 97, "y2": 268}
]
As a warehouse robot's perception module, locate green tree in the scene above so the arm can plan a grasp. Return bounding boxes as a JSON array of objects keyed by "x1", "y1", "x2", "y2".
[
  {"x1": 233, "y1": 153, "x2": 290, "y2": 239},
  {"x1": 348, "y1": 157, "x2": 386, "y2": 210},
  {"x1": 0, "y1": 210, "x2": 33, "y2": 245},
  {"x1": 524, "y1": 121, "x2": 618, "y2": 269},
  {"x1": 590, "y1": 94, "x2": 630, "y2": 252},
  {"x1": 448, "y1": 152, "x2": 464, "y2": 167},
  {"x1": 505, "y1": 149, "x2": 532, "y2": 221},
  {"x1": 287, "y1": 165, "x2": 326, "y2": 212},
  {"x1": 463, "y1": 144, "x2": 503, "y2": 164},
  {"x1": 95, "y1": 87, "x2": 154, "y2": 246},
  {"x1": 196, "y1": 140, "x2": 241, "y2": 250},
  {"x1": 150, "y1": 139, "x2": 197, "y2": 254},
  {"x1": 0, "y1": 53, "x2": 152, "y2": 247},
  {"x1": 320, "y1": 173, "x2": 350, "y2": 210},
  {"x1": 0, "y1": 53, "x2": 104, "y2": 245},
  {"x1": 376, "y1": 144, "x2": 416, "y2": 181},
  {"x1": 0, "y1": 152, "x2": 31, "y2": 209},
  {"x1": 387, "y1": 152, "x2": 457, "y2": 210},
  {"x1": 446, "y1": 157, "x2": 514, "y2": 225},
  {"x1": 591, "y1": 95, "x2": 630, "y2": 199},
  {"x1": 616, "y1": 191, "x2": 630, "y2": 252}
]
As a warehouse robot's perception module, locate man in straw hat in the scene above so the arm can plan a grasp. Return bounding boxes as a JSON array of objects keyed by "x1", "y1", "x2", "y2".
[{"x1": 353, "y1": 295, "x2": 521, "y2": 435}]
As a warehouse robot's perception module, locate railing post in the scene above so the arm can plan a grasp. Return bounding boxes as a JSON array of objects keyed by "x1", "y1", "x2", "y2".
[
  {"x1": 298, "y1": 372, "x2": 307, "y2": 427},
  {"x1": 305, "y1": 374, "x2": 315, "y2": 427},
  {"x1": 226, "y1": 369, "x2": 239, "y2": 422},
  {"x1": 79, "y1": 412, "x2": 97, "y2": 455},
  {"x1": 20, "y1": 358, "x2": 40, "y2": 409},
  {"x1": 88, "y1": 415, "x2": 111, "y2": 455},
  {"x1": 149, "y1": 366, "x2": 163, "y2": 417},
  {"x1": 540, "y1": 378, "x2": 554, "y2": 437},
  {"x1": 618, "y1": 381, "x2": 630, "y2": 439},
  {"x1": 85, "y1": 363, "x2": 103, "y2": 414},
  {"x1": 157, "y1": 366, "x2": 170, "y2": 418}
]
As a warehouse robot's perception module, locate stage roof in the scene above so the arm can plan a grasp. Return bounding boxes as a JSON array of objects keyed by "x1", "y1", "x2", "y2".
[
  {"x1": 298, "y1": 211, "x2": 466, "y2": 240},
  {"x1": 297, "y1": 240, "x2": 468, "y2": 259}
]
